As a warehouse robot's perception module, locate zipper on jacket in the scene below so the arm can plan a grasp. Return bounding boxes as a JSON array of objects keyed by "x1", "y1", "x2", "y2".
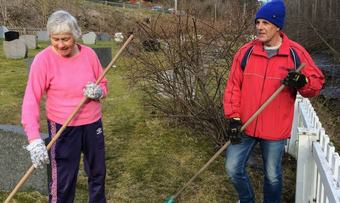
[{"x1": 252, "y1": 57, "x2": 270, "y2": 137}]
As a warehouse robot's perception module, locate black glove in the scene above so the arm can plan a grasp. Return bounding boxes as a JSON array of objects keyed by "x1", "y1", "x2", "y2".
[
  {"x1": 227, "y1": 118, "x2": 242, "y2": 144},
  {"x1": 282, "y1": 70, "x2": 307, "y2": 89}
]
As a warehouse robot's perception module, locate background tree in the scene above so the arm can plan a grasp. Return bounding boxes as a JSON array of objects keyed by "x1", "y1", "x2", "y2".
[{"x1": 285, "y1": 0, "x2": 340, "y2": 60}]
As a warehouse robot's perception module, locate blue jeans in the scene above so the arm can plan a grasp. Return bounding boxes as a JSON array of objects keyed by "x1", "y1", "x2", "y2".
[{"x1": 225, "y1": 134, "x2": 286, "y2": 203}]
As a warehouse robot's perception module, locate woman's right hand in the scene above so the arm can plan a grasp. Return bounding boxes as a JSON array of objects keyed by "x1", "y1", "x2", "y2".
[{"x1": 25, "y1": 138, "x2": 50, "y2": 169}]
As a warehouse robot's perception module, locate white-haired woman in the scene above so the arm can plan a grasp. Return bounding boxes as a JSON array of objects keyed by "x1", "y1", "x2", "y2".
[{"x1": 22, "y1": 10, "x2": 107, "y2": 203}]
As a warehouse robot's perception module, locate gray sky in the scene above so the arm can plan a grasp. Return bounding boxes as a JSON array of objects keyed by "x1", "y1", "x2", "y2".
[{"x1": 258, "y1": 0, "x2": 270, "y2": 3}]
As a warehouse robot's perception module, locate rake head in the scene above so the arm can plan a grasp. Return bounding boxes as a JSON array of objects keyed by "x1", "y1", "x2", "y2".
[{"x1": 164, "y1": 195, "x2": 175, "y2": 203}]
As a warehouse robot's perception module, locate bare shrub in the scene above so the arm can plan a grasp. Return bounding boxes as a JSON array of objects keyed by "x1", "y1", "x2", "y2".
[{"x1": 127, "y1": 12, "x2": 254, "y2": 146}]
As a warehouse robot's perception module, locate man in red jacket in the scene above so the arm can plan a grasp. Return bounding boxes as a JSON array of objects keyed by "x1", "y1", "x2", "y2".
[{"x1": 223, "y1": 1, "x2": 325, "y2": 202}]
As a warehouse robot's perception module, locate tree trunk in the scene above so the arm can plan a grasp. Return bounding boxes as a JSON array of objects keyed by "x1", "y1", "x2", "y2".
[
  {"x1": 329, "y1": 0, "x2": 332, "y2": 22},
  {"x1": 313, "y1": 0, "x2": 318, "y2": 23}
]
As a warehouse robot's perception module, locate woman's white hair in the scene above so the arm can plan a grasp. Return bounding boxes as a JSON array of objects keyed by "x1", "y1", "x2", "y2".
[{"x1": 47, "y1": 10, "x2": 82, "y2": 40}]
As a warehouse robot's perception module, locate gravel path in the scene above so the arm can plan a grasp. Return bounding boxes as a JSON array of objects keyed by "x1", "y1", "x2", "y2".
[{"x1": 0, "y1": 125, "x2": 48, "y2": 195}]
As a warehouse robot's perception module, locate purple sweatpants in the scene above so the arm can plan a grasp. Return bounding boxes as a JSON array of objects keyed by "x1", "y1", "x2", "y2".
[{"x1": 47, "y1": 119, "x2": 106, "y2": 203}]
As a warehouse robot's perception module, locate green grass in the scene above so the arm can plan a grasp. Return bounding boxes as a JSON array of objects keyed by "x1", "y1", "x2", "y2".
[{"x1": 0, "y1": 39, "x2": 296, "y2": 203}]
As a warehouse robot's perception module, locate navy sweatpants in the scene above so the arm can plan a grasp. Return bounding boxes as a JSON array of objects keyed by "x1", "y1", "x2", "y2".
[{"x1": 47, "y1": 119, "x2": 106, "y2": 203}]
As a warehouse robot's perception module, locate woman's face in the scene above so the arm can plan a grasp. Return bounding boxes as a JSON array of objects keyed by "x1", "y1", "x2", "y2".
[{"x1": 50, "y1": 33, "x2": 77, "y2": 57}]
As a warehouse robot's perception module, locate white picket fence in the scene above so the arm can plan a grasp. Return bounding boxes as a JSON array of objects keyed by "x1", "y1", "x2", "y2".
[{"x1": 286, "y1": 95, "x2": 340, "y2": 203}]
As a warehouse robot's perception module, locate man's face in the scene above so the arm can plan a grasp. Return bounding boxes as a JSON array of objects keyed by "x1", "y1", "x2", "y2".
[
  {"x1": 255, "y1": 19, "x2": 280, "y2": 46},
  {"x1": 50, "y1": 33, "x2": 76, "y2": 57}
]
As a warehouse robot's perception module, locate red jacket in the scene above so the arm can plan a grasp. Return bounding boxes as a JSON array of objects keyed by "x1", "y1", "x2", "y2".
[{"x1": 223, "y1": 32, "x2": 325, "y2": 140}]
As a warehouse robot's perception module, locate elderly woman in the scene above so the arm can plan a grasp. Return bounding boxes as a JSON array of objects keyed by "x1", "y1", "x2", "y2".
[{"x1": 22, "y1": 10, "x2": 107, "y2": 202}]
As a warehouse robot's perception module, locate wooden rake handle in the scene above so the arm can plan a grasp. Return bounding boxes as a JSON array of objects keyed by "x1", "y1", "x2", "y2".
[
  {"x1": 170, "y1": 63, "x2": 306, "y2": 200},
  {"x1": 5, "y1": 34, "x2": 134, "y2": 203}
]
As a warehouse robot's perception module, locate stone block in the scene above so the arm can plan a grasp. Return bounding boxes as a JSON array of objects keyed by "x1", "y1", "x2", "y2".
[
  {"x1": 3, "y1": 39, "x2": 28, "y2": 59},
  {"x1": 0, "y1": 26, "x2": 9, "y2": 38},
  {"x1": 20, "y1": 35, "x2": 38, "y2": 49},
  {"x1": 92, "y1": 47, "x2": 112, "y2": 68},
  {"x1": 0, "y1": 124, "x2": 49, "y2": 195},
  {"x1": 37, "y1": 31, "x2": 49, "y2": 41},
  {"x1": 97, "y1": 32, "x2": 112, "y2": 41},
  {"x1": 82, "y1": 32, "x2": 96, "y2": 45}
]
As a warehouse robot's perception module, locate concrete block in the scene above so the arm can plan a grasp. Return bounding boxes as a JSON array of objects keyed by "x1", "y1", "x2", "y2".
[
  {"x1": 82, "y1": 32, "x2": 96, "y2": 45},
  {"x1": 3, "y1": 39, "x2": 28, "y2": 59},
  {"x1": 20, "y1": 35, "x2": 38, "y2": 49}
]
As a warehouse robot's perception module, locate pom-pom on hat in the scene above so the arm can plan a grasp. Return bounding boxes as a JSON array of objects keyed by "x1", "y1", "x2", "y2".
[{"x1": 255, "y1": 0, "x2": 286, "y2": 29}]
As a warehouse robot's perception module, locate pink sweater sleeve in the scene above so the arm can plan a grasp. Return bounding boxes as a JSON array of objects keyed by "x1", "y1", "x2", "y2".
[{"x1": 21, "y1": 54, "x2": 48, "y2": 141}]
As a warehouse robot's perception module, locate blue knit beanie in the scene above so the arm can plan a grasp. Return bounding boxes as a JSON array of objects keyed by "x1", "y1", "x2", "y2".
[{"x1": 255, "y1": 0, "x2": 286, "y2": 29}]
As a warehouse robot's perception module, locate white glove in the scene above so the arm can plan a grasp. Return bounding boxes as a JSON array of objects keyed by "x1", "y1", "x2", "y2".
[
  {"x1": 83, "y1": 82, "x2": 103, "y2": 100},
  {"x1": 25, "y1": 139, "x2": 50, "y2": 169}
]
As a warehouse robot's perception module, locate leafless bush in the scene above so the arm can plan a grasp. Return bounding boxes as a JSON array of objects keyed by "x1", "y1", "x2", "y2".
[{"x1": 127, "y1": 13, "x2": 253, "y2": 146}]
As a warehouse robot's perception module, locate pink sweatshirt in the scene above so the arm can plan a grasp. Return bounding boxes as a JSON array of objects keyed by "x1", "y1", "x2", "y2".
[{"x1": 22, "y1": 44, "x2": 108, "y2": 141}]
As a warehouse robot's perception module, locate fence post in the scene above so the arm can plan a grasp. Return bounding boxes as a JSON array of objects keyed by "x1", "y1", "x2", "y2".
[
  {"x1": 295, "y1": 127, "x2": 318, "y2": 203},
  {"x1": 286, "y1": 95, "x2": 303, "y2": 158}
]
